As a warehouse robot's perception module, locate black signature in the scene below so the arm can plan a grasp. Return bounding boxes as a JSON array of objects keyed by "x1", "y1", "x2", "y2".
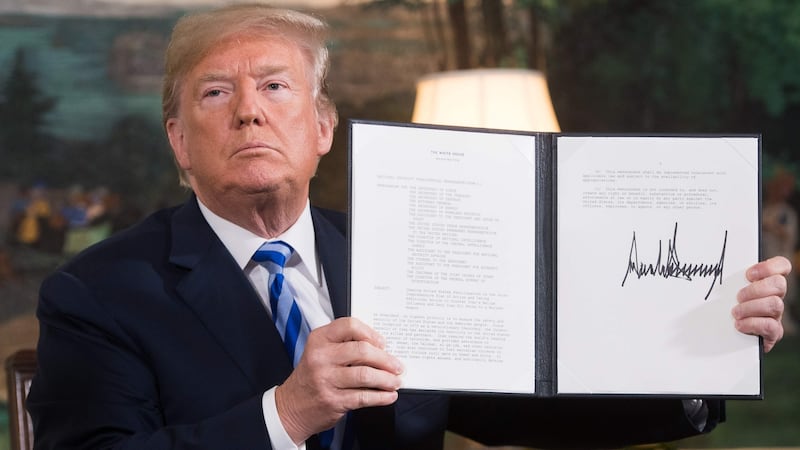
[{"x1": 621, "y1": 223, "x2": 727, "y2": 300}]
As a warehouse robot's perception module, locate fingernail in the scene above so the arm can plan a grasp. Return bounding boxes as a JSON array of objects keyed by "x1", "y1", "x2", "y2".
[{"x1": 395, "y1": 359, "x2": 404, "y2": 375}]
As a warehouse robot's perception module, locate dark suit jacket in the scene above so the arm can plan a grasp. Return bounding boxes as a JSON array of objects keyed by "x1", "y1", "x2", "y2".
[{"x1": 28, "y1": 196, "x2": 721, "y2": 450}]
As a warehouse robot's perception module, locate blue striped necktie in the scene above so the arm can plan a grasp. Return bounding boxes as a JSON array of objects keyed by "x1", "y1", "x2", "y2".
[
  {"x1": 252, "y1": 240, "x2": 341, "y2": 448},
  {"x1": 252, "y1": 240, "x2": 310, "y2": 367}
]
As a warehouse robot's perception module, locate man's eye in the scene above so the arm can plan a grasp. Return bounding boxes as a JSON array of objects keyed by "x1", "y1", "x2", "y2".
[
  {"x1": 205, "y1": 89, "x2": 222, "y2": 97},
  {"x1": 266, "y1": 83, "x2": 282, "y2": 90}
]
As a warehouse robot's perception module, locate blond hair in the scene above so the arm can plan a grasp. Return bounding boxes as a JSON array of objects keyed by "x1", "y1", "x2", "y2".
[{"x1": 162, "y1": 3, "x2": 338, "y2": 186}]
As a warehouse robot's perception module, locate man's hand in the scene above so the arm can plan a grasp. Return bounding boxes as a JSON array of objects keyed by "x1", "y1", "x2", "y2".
[
  {"x1": 734, "y1": 255, "x2": 792, "y2": 352},
  {"x1": 275, "y1": 317, "x2": 403, "y2": 444}
]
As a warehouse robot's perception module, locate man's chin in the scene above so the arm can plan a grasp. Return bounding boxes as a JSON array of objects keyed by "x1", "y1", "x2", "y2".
[{"x1": 238, "y1": 180, "x2": 297, "y2": 198}]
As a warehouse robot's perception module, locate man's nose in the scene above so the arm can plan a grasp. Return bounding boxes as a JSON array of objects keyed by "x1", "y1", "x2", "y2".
[{"x1": 235, "y1": 88, "x2": 265, "y2": 127}]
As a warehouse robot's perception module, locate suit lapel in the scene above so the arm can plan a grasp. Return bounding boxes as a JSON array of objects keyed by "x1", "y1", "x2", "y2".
[
  {"x1": 311, "y1": 208, "x2": 349, "y2": 318},
  {"x1": 170, "y1": 197, "x2": 293, "y2": 390}
]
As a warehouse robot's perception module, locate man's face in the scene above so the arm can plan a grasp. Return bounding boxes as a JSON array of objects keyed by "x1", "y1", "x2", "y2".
[{"x1": 166, "y1": 34, "x2": 333, "y2": 205}]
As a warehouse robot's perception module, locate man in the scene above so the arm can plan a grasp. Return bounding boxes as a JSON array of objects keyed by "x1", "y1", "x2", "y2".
[{"x1": 28, "y1": 4, "x2": 790, "y2": 450}]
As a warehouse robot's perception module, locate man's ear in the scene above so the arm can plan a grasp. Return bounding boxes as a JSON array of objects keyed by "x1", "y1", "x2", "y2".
[
  {"x1": 166, "y1": 118, "x2": 191, "y2": 170},
  {"x1": 316, "y1": 110, "x2": 335, "y2": 158}
]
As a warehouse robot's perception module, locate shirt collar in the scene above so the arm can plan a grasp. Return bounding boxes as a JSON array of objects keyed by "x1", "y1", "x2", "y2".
[{"x1": 197, "y1": 198, "x2": 320, "y2": 284}]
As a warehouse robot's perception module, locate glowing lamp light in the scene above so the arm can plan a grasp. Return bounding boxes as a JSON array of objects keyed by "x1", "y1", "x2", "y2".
[{"x1": 411, "y1": 68, "x2": 560, "y2": 132}]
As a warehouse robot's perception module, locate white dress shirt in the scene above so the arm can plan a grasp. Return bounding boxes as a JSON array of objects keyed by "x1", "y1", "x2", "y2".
[{"x1": 198, "y1": 199, "x2": 334, "y2": 450}]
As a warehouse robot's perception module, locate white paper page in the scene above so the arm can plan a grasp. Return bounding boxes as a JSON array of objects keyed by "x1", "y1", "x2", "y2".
[
  {"x1": 350, "y1": 122, "x2": 537, "y2": 393},
  {"x1": 556, "y1": 136, "x2": 760, "y2": 396}
]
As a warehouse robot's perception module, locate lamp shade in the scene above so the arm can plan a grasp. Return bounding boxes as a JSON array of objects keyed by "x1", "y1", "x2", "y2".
[{"x1": 411, "y1": 68, "x2": 560, "y2": 132}]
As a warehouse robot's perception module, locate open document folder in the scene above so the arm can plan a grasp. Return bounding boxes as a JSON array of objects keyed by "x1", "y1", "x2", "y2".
[{"x1": 348, "y1": 120, "x2": 761, "y2": 399}]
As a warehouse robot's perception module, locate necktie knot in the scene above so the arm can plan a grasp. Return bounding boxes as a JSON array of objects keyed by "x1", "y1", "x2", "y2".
[{"x1": 253, "y1": 240, "x2": 294, "y2": 271}]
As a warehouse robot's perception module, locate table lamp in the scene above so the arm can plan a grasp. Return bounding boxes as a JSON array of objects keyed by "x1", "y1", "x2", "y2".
[{"x1": 411, "y1": 68, "x2": 560, "y2": 132}]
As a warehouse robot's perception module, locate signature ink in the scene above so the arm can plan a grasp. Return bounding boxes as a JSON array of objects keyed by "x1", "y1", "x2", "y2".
[{"x1": 621, "y1": 223, "x2": 727, "y2": 300}]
